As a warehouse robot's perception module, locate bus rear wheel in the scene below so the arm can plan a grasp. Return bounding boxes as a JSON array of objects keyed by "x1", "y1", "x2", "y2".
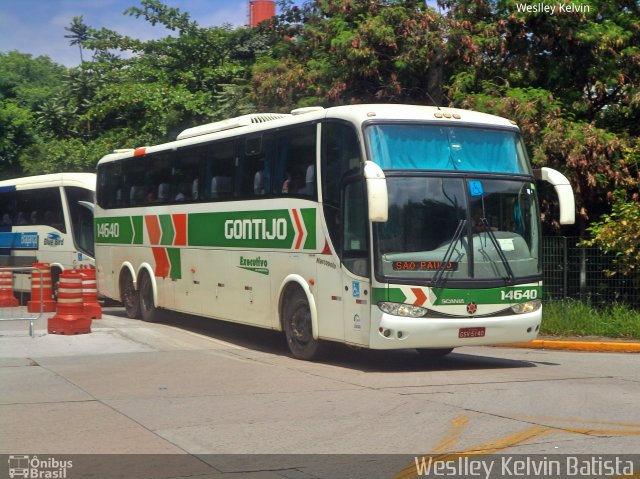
[
  {"x1": 283, "y1": 288, "x2": 322, "y2": 361},
  {"x1": 139, "y1": 272, "x2": 160, "y2": 322},
  {"x1": 120, "y1": 271, "x2": 141, "y2": 319}
]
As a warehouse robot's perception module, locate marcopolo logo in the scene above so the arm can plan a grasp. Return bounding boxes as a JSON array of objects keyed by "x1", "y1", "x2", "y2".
[{"x1": 8, "y1": 455, "x2": 73, "y2": 478}]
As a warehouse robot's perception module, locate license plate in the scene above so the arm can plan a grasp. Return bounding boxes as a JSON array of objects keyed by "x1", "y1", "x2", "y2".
[{"x1": 459, "y1": 327, "x2": 486, "y2": 338}]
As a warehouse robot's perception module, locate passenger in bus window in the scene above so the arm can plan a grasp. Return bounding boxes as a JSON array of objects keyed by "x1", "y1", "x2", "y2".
[
  {"x1": 191, "y1": 179, "x2": 199, "y2": 200},
  {"x1": 299, "y1": 164, "x2": 315, "y2": 196},
  {"x1": 157, "y1": 183, "x2": 171, "y2": 203},
  {"x1": 146, "y1": 189, "x2": 157, "y2": 204},
  {"x1": 282, "y1": 172, "x2": 292, "y2": 193},
  {"x1": 175, "y1": 182, "x2": 189, "y2": 201},
  {"x1": 254, "y1": 169, "x2": 265, "y2": 195},
  {"x1": 15, "y1": 212, "x2": 27, "y2": 225}
]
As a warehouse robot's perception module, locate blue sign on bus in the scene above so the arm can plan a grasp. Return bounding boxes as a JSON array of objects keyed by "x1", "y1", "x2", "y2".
[{"x1": 0, "y1": 232, "x2": 39, "y2": 250}]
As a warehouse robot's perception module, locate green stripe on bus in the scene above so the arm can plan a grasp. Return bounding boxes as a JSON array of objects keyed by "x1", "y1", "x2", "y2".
[
  {"x1": 167, "y1": 248, "x2": 181, "y2": 280},
  {"x1": 159, "y1": 214, "x2": 175, "y2": 245},
  {"x1": 301, "y1": 208, "x2": 316, "y2": 250},
  {"x1": 188, "y1": 209, "x2": 316, "y2": 250},
  {"x1": 132, "y1": 216, "x2": 143, "y2": 244},
  {"x1": 432, "y1": 285, "x2": 542, "y2": 305},
  {"x1": 371, "y1": 287, "x2": 407, "y2": 304},
  {"x1": 95, "y1": 216, "x2": 143, "y2": 244},
  {"x1": 374, "y1": 285, "x2": 541, "y2": 306}
]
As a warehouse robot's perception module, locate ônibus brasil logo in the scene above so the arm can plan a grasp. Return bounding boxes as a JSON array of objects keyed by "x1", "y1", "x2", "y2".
[{"x1": 8, "y1": 455, "x2": 72, "y2": 478}]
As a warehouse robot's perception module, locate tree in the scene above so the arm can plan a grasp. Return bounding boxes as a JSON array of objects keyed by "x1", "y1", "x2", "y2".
[
  {"x1": 0, "y1": 51, "x2": 66, "y2": 179},
  {"x1": 253, "y1": 0, "x2": 448, "y2": 108},
  {"x1": 0, "y1": 101, "x2": 35, "y2": 178},
  {"x1": 582, "y1": 190, "x2": 640, "y2": 277},
  {"x1": 65, "y1": 16, "x2": 91, "y2": 63}
]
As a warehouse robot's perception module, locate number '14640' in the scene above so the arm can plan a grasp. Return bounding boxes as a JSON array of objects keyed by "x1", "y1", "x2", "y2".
[{"x1": 501, "y1": 289, "x2": 538, "y2": 301}]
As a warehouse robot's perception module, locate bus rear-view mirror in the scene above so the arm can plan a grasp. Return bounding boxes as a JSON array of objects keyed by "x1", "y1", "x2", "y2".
[
  {"x1": 364, "y1": 161, "x2": 388, "y2": 222},
  {"x1": 534, "y1": 167, "x2": 575, "y2": 225}
]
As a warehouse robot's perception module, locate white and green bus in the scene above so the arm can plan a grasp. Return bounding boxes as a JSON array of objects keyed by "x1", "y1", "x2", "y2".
[
  {"x1": 0, "y1": 173, "x2": 96, "y2": 293},
  {"x1": 94, "y1": 104, "x2": 574, "y2": 360}
]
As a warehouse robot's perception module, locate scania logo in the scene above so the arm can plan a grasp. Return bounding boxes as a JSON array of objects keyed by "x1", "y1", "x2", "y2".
[{"x1": 466, "y1": 302, "x2": 478, "y2": 315}]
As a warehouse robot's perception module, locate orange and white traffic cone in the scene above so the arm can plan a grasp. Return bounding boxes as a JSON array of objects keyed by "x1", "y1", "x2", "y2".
[
  {"x1": 27, "y1": 263, "x2": 57, "y2": 313},
  {"x1": 0, "y1": 268, "x2": 19, "y2": 307},
  {"x1": 80, "y1": 266, "x2": 101, "y2": 319},
  {"x1": 48, "y1": 270, "x2": 91, "y2": 335}
]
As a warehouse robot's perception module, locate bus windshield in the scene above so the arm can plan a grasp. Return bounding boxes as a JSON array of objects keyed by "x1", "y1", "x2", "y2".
[
  {"x1": 366, "y1": 124, "x2": 531, "y2": 174},
  {"x1": 374, "y1": 176, "x2": 541, "y2": 284}
]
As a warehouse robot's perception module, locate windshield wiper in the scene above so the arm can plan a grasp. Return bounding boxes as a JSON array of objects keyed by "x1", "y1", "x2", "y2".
[
  {"x1": 431, "y1": 219, "x2": 466, "y2": 287},
  {"x1": 480, "y1": 218, "x2": 515, "y2": 285}
]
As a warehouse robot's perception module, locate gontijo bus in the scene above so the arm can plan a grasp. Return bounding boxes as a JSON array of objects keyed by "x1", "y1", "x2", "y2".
[
  {"x1": 0, "y1": 173, "x2": 95, "y2": 293},
  {"x1": 94, "y1": 104, "x2": 574, "y2": 360}
]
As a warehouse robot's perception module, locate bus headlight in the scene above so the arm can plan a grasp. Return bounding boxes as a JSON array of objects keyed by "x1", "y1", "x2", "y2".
[
  {"x1": 511, "y1": 300, "x2": 542, "y2": 314},
  {"x1": 378, "y1": 302, "x2": 427, "y2": 318}
]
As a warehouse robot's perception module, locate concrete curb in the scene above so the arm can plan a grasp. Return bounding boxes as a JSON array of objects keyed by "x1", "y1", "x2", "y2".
[{"x1": 495, "y1": 339, "x2": 640, "y2": 353}]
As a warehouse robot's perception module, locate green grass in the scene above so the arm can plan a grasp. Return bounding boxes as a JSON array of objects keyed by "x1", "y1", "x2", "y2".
[{"x1": 541, "y1": 300, "x2": 640, "y2": 339}]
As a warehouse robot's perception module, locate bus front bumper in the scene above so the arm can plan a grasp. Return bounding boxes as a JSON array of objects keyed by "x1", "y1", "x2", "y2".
[{"x1": 369, "y1": 309, "x2": 542, "y2": 350}]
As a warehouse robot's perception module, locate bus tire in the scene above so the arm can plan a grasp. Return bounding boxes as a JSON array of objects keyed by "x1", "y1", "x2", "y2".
[
  {"x1": 416, "y1": 348, "x2": 454, "y2": 358},
  {"x1": 139, "y1": 272, "x2": 160, "y2": 323},
  {"x1": 283, "y1": 287, "x2": 322, "y2": 361},
  {"x1": 120, "y1": 270, "x2": 141, "y2": 319}
]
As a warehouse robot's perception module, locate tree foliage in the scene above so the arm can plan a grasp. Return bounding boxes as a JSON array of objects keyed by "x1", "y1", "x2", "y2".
[{"x1": 582, "y1": 190, "x2": 640, "y2": 276}]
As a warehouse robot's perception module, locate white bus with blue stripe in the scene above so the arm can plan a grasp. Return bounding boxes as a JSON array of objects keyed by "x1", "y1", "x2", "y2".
[{"x1": 0, "y1": 173, "x2": 96, "y2": 294}]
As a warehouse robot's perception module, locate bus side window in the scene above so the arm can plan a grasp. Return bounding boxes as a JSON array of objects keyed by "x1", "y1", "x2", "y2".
[
  {"x1": 242, "y1": 134, "x2": 273, "y2": 197},
  {"x1": 321, "y1": 121, "x2": 361, "y2": 255},
  {"x1": 203, "y1": 139, "x2": 236, "y2": 199},
  {"x1": 16, "y1": 188, "x2": 66, "y2": 233},
  {"x1": 342, "y1": 179, "x2": 369, "y2": 277},
  {"x1": 273, "y1": 125, "x2": 316, "y2": 198},
  {"x1": 211, "y1": 176, "x2": 232, "y2": 198}
]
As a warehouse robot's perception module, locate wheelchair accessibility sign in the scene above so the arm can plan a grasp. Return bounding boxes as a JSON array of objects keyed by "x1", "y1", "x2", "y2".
[{"x1": 468, "y1": 180, "x2": 484, "y2": 197}]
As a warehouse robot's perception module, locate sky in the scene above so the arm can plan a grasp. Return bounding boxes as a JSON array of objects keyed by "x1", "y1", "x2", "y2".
[{"x1": 0, "y1": 0, "x2": 277, "y2": 67}]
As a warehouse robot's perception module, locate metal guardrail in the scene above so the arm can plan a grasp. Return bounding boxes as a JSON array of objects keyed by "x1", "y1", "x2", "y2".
[{"x1": 0, "y1": 266, "x2": 45, "y2": 338}]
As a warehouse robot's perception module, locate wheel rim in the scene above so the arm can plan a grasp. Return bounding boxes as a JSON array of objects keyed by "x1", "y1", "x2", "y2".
[
  {"x1": 123, "y1": 279, "x2": 136, "y2": 309},
  {"x1": 289, "y1": 304, "x2": 312, "y2": 347},
  {"x1": 141, "y1": 276, "x2": 152, "y2": 312}
]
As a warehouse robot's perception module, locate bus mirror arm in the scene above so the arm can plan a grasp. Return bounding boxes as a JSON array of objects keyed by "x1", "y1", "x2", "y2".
[
  {"x1": 533, "y1": 167, "x2": 575, "y2": 225},
  {"x1": 364, "y1": 161, "x2": 388, "y2": 222},
  {"x1": 78, "y1": 200, "x2": 95, "y2": 213}
]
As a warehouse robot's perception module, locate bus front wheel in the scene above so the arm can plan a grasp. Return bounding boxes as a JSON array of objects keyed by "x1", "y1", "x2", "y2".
[
  {"x1": 139, "y1": 272, "x2": 160, "y2": 322},
  {"x1": 283, "y1": 288, "x2": 322, "y2": 361},
  {"x1": 120, "y1": 271, "x2": 141, "y2": 319}
]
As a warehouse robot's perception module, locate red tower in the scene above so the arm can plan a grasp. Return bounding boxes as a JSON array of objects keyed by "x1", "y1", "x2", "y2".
[{"x1": 249, "y1": 0, "x2": 276, "y2": 28}]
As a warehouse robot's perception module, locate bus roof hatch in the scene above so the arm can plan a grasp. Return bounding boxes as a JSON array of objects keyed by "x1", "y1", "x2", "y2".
[{"x1": 177, "y1": 113, "x2": 291, "y2": 140}]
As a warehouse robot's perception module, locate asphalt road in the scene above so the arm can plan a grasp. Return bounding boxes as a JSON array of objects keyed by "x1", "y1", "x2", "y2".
[{"x1": 1, "y1": 307, "x2": 639, "y2": 478}]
